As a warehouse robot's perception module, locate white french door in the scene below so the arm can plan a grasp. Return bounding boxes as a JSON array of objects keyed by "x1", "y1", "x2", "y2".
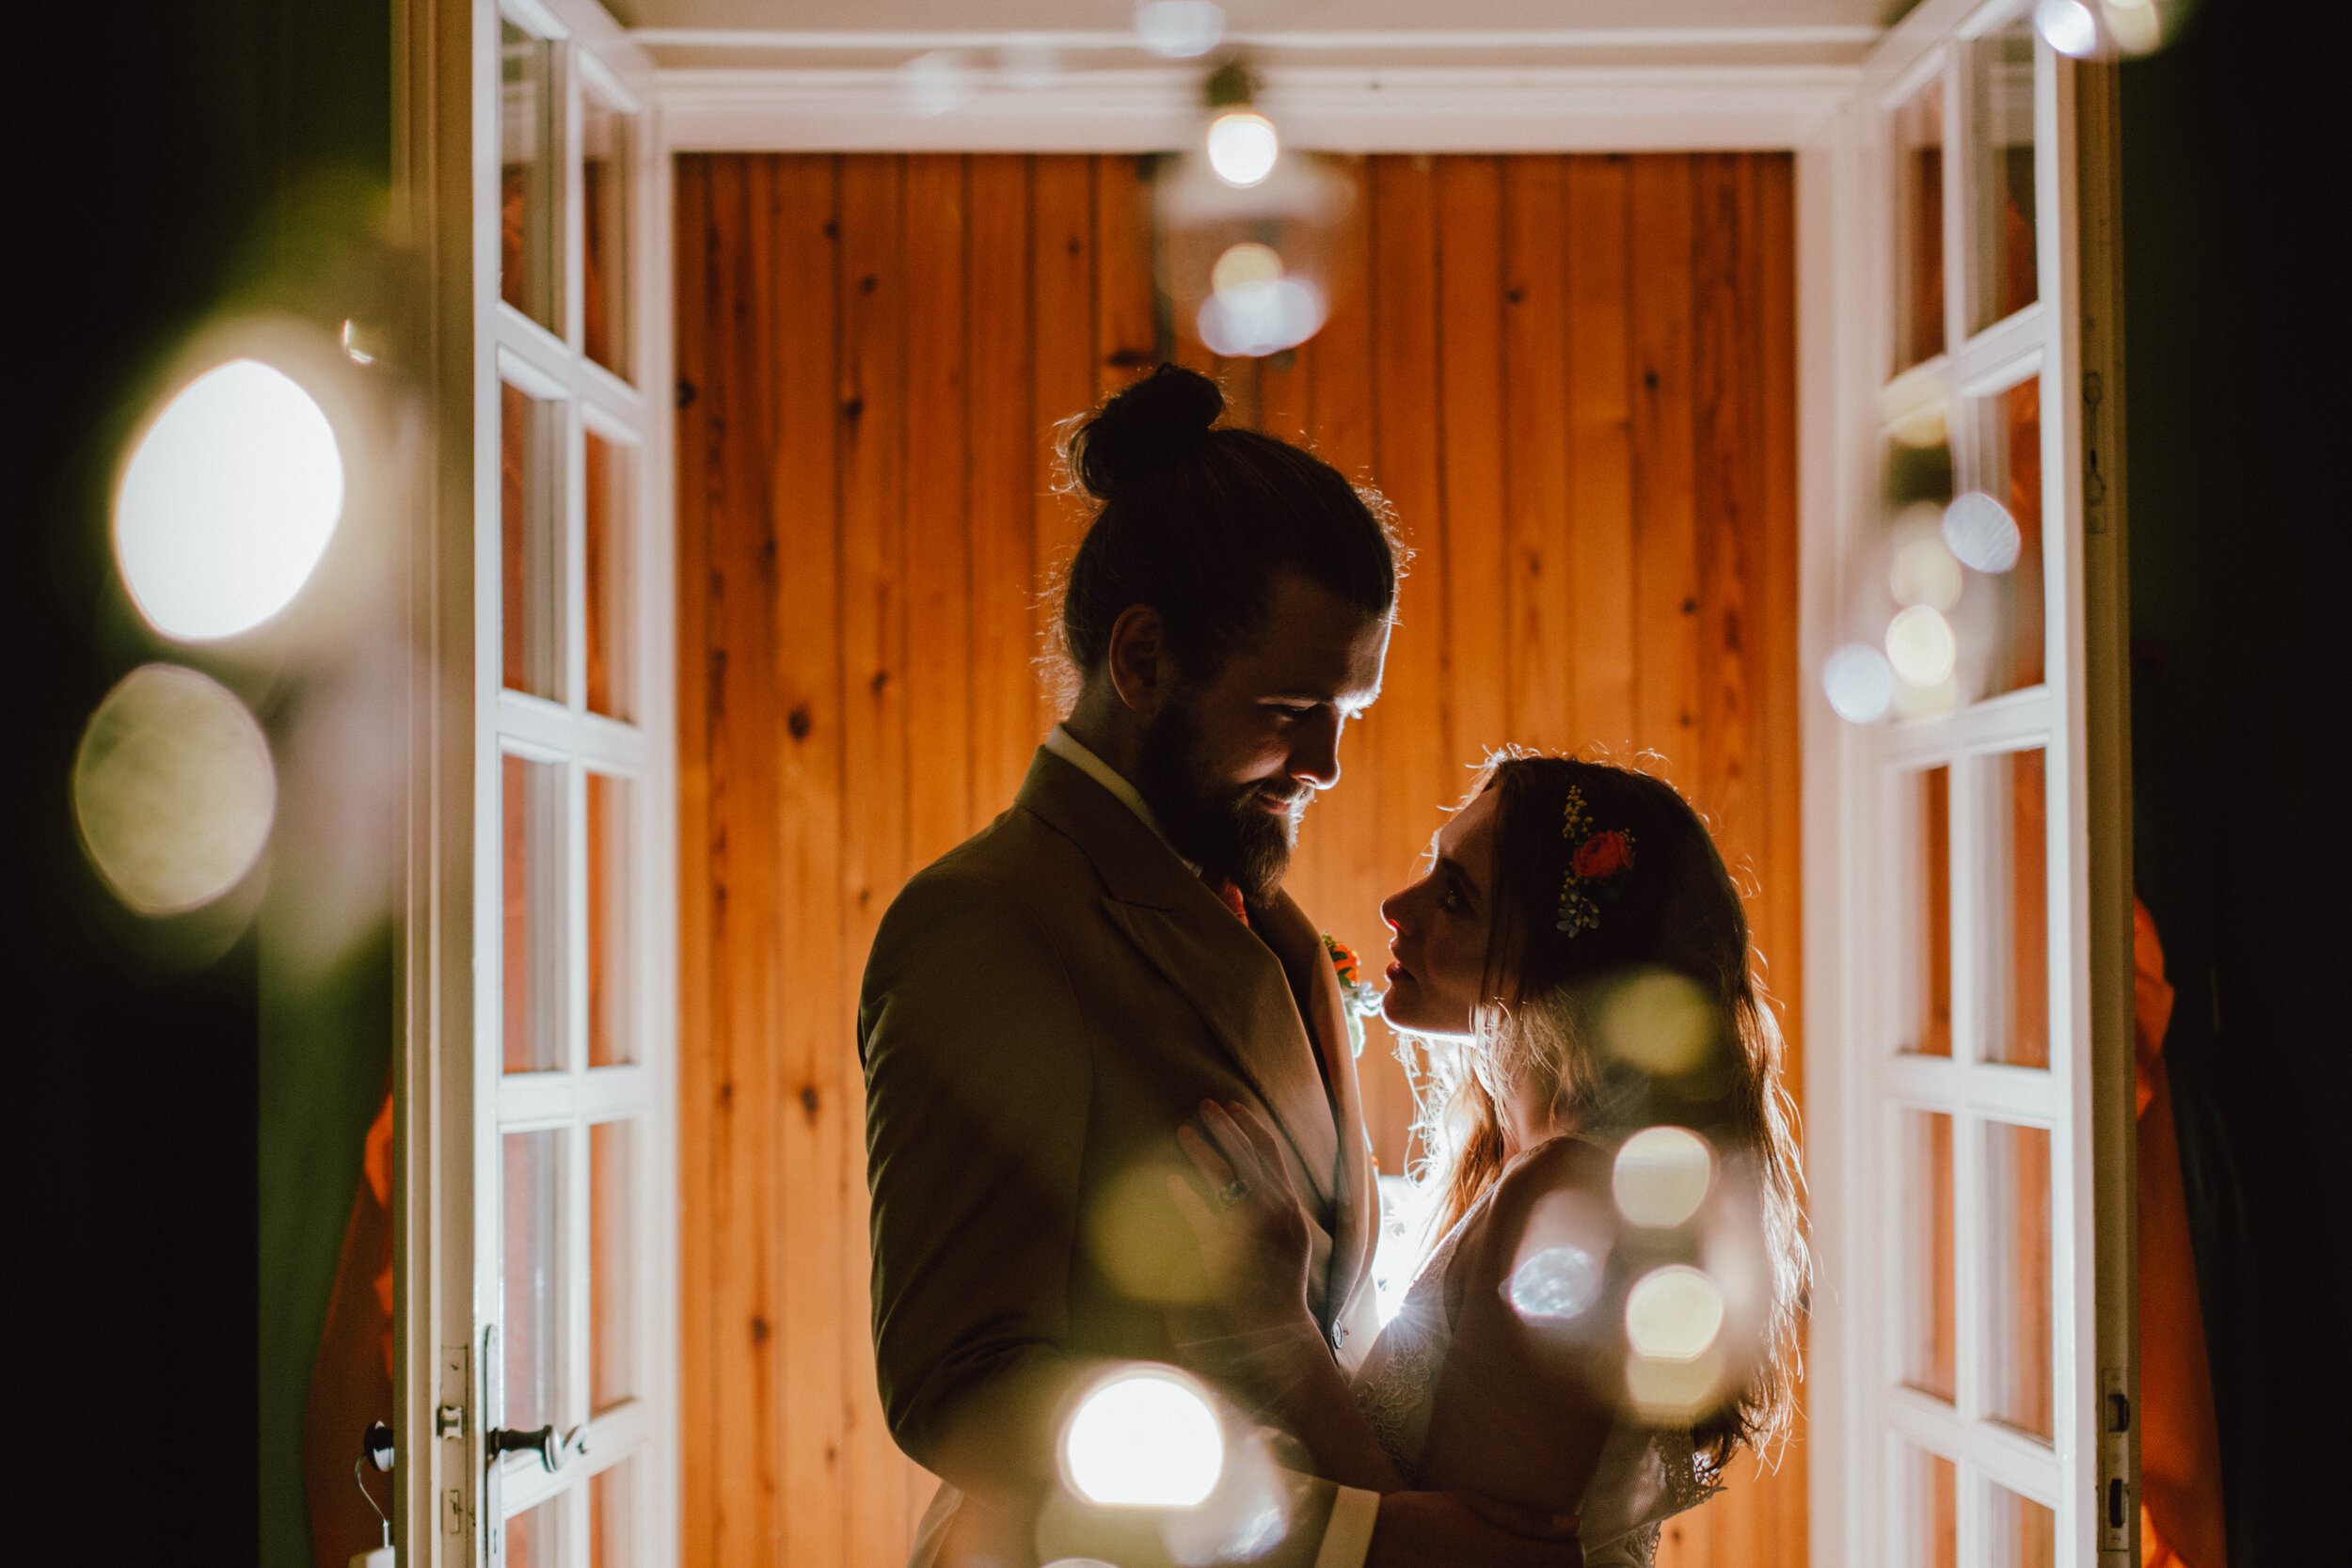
[
  {"x1": 402, "y1": 0, "x2": 676, "y2": 1563},
  {"x1": 1815, "y1": 2, "x2": 2133, "y2": 1565}
]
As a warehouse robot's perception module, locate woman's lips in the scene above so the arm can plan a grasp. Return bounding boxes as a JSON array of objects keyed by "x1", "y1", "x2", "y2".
[{"x1": 1385, "y1": 959, "x2": 1410, "y2": 984}]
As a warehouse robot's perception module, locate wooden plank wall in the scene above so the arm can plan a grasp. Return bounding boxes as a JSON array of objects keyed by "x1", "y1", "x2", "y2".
[{"x1": 675, "y1": 150, "x2": 1802, "y2": 1568}]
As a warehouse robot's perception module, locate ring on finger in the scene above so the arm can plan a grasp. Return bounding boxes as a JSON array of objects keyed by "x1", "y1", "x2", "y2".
[{"x1": 1216, "y1": 1177, "x2": 1251, "y2": 1210}]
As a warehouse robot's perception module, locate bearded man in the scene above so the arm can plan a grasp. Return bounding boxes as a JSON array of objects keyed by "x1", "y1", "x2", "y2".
[{"x1": 858, "y1": 366, "x2": 1583, "y2": 1568}]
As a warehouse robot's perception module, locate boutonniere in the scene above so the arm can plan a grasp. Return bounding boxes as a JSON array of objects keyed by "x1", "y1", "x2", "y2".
[{"x1": 1322, "y1": 932, "x2": 1382, "y2": 1057}]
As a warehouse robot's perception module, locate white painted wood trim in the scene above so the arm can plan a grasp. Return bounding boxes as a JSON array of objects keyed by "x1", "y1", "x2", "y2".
[
  {"x1": 656, "y1": 63, "x2": 1860, "y2": 153},
  {"x1": 629, "y1": 24, "x2": 1885, "y2": 53}
]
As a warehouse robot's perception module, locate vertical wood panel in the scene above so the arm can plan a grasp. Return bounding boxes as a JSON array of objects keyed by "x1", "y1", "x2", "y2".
[
  {"x1": 1030, "y1": 157, "x2": 1096, "y2": 681},
  {"x1": 966, "y1": 157, "x2": 1038, "y2": 814},
  {"x1": 1629, "y1": 155, "x2": 1701, "y2": 797},
  {"x1": 1436, "y1": 156, "x2": 1511, "y2": 764},
  {"x1": 677, "y1": 151, "x2": 1803, "y2": 1568},
  {"x1": 1369, "y1": 155, "x2": 1450, "y2": 1169},
  {"x1": 1565, "y1": 157, "x2": 1639, "y2": 754},
  {"x1": 769, "y1": 152, "x2": 848, "y2": 1568},
  {"x1": 1501, "y1": 157, "x2": 1574, "y2": 752}
]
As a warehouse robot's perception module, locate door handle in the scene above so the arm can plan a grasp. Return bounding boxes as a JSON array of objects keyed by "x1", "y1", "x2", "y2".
[{"x1": 486, "y1": 1422, "x2": 588, "y2": 1474}]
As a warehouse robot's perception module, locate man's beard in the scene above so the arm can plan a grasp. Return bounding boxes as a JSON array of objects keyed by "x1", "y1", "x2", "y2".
[{"x1": 1136, "y1": 695, "x2": 1306, "y2": 905}]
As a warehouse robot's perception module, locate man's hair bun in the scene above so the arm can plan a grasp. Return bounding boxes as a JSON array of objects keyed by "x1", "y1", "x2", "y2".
[{"x1": 1067, "y1": 364, "x2": 1224, "y2": 500}]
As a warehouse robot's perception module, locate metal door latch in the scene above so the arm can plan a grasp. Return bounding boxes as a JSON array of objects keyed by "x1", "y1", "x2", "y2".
[{"x1": 437, "y1": 1402, "x2": 468, "y2": 1439}]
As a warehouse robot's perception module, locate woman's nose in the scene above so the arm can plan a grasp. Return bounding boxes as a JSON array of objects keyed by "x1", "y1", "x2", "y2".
[{"x1": 1378, "y1": 891, "x2": 1406, "y2": 933}]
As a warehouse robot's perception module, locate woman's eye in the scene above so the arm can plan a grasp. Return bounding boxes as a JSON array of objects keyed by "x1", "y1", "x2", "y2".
[{"x1": 1439, "y1": 882, "x2": 1466, "y2": 913}]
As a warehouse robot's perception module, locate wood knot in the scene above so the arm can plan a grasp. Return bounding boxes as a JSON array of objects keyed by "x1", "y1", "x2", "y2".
[
  {"x1": 1506, "y1": 286, "x2": 1525, "y2": 304},
  {"x1": 751, "y1": 1315, "x2": 771, "y2": 1344},
  {"x1": 859, "y1": 273, "x2": 878, "y2": 294},
  {"x1": 1645, "y1": 370, "x2": 1661, "y2": 390},
  {"x1": 718, "y1": 1080, "x2": 735, "y2": 1107},
  {"x1": 870, "y1": 669, "x2": 890, "y2": 694},
  {"x1": 1682, "y1": 597, "x2": 1698, "y2": 614},
  {"x1": 822, "y1": 219, "x2": 839, "y2": 239},
  {"x1": 787, "y1": 706, "x2": 813, "y2": 740},
  {"x1": 800, "y1": 1085, "x2": 820, "y2": 1118},
  {"x1": 675, "y1": 378, "x2": 698, "y2": 410},
  {"x1": 842, "y1": 394, "x2": 865, "y2": 421}
]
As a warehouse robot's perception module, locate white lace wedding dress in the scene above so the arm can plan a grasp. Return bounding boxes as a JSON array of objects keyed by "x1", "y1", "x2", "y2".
[{"x1": 1350, "y1": 1193, "x2": 1718, "y2": 1568}]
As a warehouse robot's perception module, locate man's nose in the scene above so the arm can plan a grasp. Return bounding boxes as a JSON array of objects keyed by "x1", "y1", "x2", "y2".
[{"x1": 1289, "y1": 711, "x2": 1343, "y2": 789}]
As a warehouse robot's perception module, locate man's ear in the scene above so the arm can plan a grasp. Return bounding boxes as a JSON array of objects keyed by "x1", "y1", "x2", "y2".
[{"x1": 1104, "y1": 603, "x2": 1171, "y2": 714}]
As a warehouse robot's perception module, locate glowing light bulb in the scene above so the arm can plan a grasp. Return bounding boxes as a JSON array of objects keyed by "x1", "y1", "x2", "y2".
[
  {"x1": 1613, "y1": 1127, "x2": 1715, "y2": 1229},
  {"x1": 2035, "y1": 0, "x2": 2100, "y2": 56},
  {"x1": 1886, "y1": 605, "x2": 1959, "y2": 688},
  {"x1": 1062, "y1": 1369, "x2": 1224, "y2": 1508},
  {"x1": 1211, "y1": 242, "x2": 1284, "y2": 295},
  {"x1": 1206, "y1": 112, "x2": 1279, "y2": 188},
  {"x1": 1823, "y1": 643, "x2": 1897, "y2": 724},
  {"x1": 1943, "y1": 490, "x2": 2024, "y2": 573},
  {"x1": 73, "y1": 663, "x2": 277, "y2": 915},
  {"x1": 1135, "y1": 0, "x2": 1225, "y2": 59},
  {"x1": 1624, "y1": 1265, "x2": 1725, "y2": 1361},
  {"x1": 1506, "y1": 1246, "x2": 1603, "y2": 1322},
  {"x1": 115, "y1": 357, "x2": 344, "y2": 641}
]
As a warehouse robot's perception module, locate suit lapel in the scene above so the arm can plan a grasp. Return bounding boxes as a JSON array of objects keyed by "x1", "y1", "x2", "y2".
[
  {"x1": 1099, "y1": 898, "x2": 1339, "y2": 1210},
  {"x1": 1016, "y1": 749, "x2": 1339, "y2": 1210},
  {"x1": 1256, "y1": 892, "x2": 1379, "y2": 1336}
]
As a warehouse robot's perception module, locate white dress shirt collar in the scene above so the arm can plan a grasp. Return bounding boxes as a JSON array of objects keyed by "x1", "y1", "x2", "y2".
[{"x1": 1043, "y1": 722, "x2": 1198, "y2": 873}]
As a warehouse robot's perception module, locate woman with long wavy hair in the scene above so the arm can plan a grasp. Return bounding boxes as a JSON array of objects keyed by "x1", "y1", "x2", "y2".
[{"x1": 1177, "y1": 752, "x2": 1807, "y2": 1567}]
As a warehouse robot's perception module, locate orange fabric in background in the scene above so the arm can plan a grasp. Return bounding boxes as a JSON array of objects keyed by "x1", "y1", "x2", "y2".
[
  {"x1": 301, "y1": 1085, "x2": 396, "y2": 1566},
  {"x1": 2133, "y1": 901, "x2": 2228, "y2": 1568}
]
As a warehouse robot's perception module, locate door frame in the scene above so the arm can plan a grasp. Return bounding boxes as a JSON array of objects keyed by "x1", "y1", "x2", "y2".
[
  {"x1": 391, "y1": 13, "x2": 2133, "y2": 1565},
  {"x1": 395, "y1": 0, "x2": 680, "y2": 1562}
]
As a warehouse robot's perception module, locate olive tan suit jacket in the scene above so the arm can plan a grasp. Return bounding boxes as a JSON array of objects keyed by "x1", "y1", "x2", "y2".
[{"x1": 860, "y1": 744, "x2": 1383, "y2": 1567}]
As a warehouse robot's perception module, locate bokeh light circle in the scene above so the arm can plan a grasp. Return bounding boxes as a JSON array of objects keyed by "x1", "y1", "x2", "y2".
[
  {"x1": 1206, "y1": 112, "x2": 1279, "y2": 188},
  {"x1": 2034, "y1": 0, "x2": 2101, "y2": 56},
  {"x1": 1890, "y1": 534, "x2": 1963, "y2": 611},
  {"x1": 115, "y1": 357, "x2": 344, "y2": 641},
  {"x1": 1823, "y1": 643, "x2": 1897, "y2": 724},
  {"x1": 73, "y1": 663, "x2": 276, "y2": 914},
  {"x1": 1062, "y1": 1368, "x2": 1224, "y2": 1508},
  {"x1": 1506, "y1": 1245, "x2": 1604, "y2": 1322},
  {"x1": 1942, "y1": 490, "x2": 2023, "y2": 573},
  {"x1": 1198, "y1": 278, "x2": 1325, "y2": 358},
  {"x1": 1613, "y1": 1127, "x2": 1715, "y2": 1228},
  {"x1": 1135, "y1": 0, "x2": 1225, "y2": 59},
  {"x1": 1885, "y1": 605, "x2": 1959, "y2": 688},
  {"x1": 1211, "y1": 241, "x2": 1284, "y2": 295},
  {"x1": 1624, "y1": 1265, "x2": 1726, "y2": 1361}
]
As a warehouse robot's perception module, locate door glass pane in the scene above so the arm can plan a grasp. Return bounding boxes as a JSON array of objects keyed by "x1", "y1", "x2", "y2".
[
  {"x1": 587, "y1": 769, "x2": 634, "y2": 1067},
  {"x1": 502, "y1": 1128, "x2": 567, "y2": 1433},
  {"x1": 590, "y1": 1117, "x2": 636, "y2": 1412},
  {"x1": 1900, "y1": 767, "x2": 1952, "y2": 1056},
  {"x1": 501, "y1": 381, "x2": 564, "y2": 701},
  {"x1": 1893, "y1": 73, "x2": 1947, "y2": 372},
  {"x1": 1989, "y1": 748, "x2": 2049, "y2": 1068},
  {"x1": 506, "y1": 1491, "x2": 569, "y2": 1568},
  {"x1": 1904, "y1": 1109, "x2": 1956, "y2": 1401},
  {"x1": 1972, "y1": 17, "x2": 2039, "y2": 332},
  {"x1": 584, "y1": 430, "x2": 635, "y2": 721},
  {"x1": 581, "y1": 88, "x2": 633, "y2": 379},
  {"x1": 591, "y1": 1456, "x2": 636, "y2": 1568},
  {"x1": 500, "y1": 21, "x2": 556, "y2": 327},
  {"x1": 1991, "y1": 1484, "x2": 2057, "y2": 1568},
  {"x1": 1885, "y1": 412, "x2": 1960, "y2": 718},
  {"x1": 1958, "y1": 374, "x2": 2044, "y2": 698},
  {"x1": 1903, "y1": 1443, "x2": 1958, "y2": 1568},
  {"x1": 502, "y1": 753, "x2": 564, "y2": 1074},
  {"x1": 1988, "y1": 1119, "x2": 2054, "y2": 1439}
]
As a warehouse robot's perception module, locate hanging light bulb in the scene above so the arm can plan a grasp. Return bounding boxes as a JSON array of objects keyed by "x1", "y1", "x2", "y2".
[{"x1": 1155, "y1": 57, "x2": 1354, "y2": 360}]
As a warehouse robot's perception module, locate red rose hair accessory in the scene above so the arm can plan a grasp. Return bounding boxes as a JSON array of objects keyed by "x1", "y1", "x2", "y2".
[{"x1": 1556, "y1": 785, "x2": 1635, "y2": 937}]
